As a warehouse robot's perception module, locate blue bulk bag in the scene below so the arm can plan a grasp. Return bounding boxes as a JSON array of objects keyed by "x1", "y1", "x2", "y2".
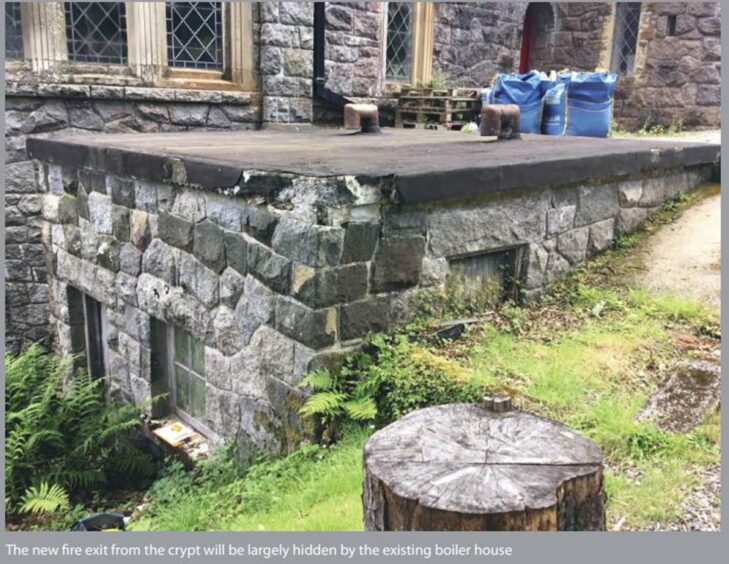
[
  {"x1": 565, "y1": 72, "x2": 618, "y2": 138},
  {"x1": 541, "y1": 75, "x2": 570, "y2": 135},
  {"x1": 491, "y1": 71, "x2": 550, "y2": 134}
]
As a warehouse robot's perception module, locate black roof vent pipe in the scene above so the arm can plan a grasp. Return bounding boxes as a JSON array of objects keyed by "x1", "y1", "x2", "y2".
[{"x1": 313, "y1": 2, "x2": 352, "y2": 110}]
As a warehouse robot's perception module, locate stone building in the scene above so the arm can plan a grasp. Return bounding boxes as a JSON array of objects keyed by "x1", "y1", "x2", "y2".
[{"x1": 3, "y1": 2, "x2": 722, "y2": 457}]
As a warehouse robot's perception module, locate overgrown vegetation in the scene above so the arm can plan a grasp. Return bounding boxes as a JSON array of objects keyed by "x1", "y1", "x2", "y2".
[
  {"x1": 299, "y1": 333, "x2": 483, "y2": 441},
  {"x1": 611, "y1": 117, "x2": 685, "y2": 138},
  {"x1": 5, "y1": 345, "x2": 157, "y2": 527},
  {"x1": 15, "y1": 187, "x2": 720, "y2": 532},
  {"x1": 130, "y1": 428, "x2": 369, "y2": 531}
]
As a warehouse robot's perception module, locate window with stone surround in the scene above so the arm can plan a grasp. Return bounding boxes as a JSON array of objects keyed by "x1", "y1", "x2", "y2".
[
  {"x1": 4, "y1": 2, "x2": 24, "y2": 60},
  {"x1": 171, "y1": 328, "x2": 207, "y2": 424},
  {"x1": 165, "y1": 1, "x2": 223, "y2": 70},
  {"x1": 610, "y1": 2, "x2": 642, "y2": 76},
  {"x1": 5, "y1": 2, "x2": 254, "y2": 91},
  {"x1": 385, "y1": 2, "x2": 413, "y2": 82},
  {"x1": 384, "y1": 2, "x2": 435, "y2": 88},
  {"x1": 64, "y1": 2, "x2": 128, "y2": 64}
]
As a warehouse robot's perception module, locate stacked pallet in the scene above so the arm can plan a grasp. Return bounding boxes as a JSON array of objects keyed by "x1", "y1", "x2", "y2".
[{"x1": 395, "y1": 86, "x2": 480, "y2": 130}]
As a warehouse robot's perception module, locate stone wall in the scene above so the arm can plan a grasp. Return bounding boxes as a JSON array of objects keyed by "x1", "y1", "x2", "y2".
[
  {"x1": 258, "y1": 2, "x2": 315, "y2": 123},
  {"x1": 613, "y1": 2, "x2": 721, "y2": 130},
  {"x1": 432, "y1": 2, "x2": 527, "y2": 87},
  {"x1": 4, "y1": 83, "x2": 258, "y2": 355},
  {"x1": 414, "y1": 166, "x2": 715, "y2": 304},
  {"x1": 324, "y1": 2, "x2": 385, "y2": 99}
]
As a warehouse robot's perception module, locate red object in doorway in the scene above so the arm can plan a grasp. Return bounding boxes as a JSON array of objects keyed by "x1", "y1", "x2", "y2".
[{"x1": 519, "y1": 7, "x2": 533, "y2": 73}]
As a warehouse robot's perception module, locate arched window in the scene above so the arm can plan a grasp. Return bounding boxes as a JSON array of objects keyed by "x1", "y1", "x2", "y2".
[
  {"x1": 610, "y1": 2, "x2": 642, "y2": 76},
  {"x1": 520, "y1": 3, "x2": 558, "y2": 73}
]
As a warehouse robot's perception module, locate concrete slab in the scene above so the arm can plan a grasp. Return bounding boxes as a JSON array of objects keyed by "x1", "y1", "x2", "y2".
[{"x1": 27, "y1": 128, "x2": 720, "y2": 204}]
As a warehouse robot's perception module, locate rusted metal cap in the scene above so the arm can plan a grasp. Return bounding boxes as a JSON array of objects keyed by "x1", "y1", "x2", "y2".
[
  {"x1": 344, "y1": 103, "x2": 381, "y2": 134},
  {"x1": 482, "y1": 395, "x2": 513, "y2": 412},
  {"x1": 480, "y1": 104, "x2": 521, "y2": 140}
]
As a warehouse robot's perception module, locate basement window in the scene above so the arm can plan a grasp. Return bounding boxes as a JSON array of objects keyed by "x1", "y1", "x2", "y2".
[
  {"x1": 448, "y1": 247, "x2": 522, "y2": 304},
  {"x1": 170, "y1": 328, "x2": 207, "y2": 425},
  {"x1": 82, "y1": 294, "x2": 109, "y2": 379}
]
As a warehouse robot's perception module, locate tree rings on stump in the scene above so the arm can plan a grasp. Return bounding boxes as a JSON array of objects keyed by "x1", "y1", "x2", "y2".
[{"x1": 362, "y1": 403, "x2": 605, "y2": 531}]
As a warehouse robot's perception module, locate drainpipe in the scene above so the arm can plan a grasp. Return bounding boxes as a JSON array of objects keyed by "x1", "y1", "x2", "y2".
[{"x1": 313, "y1": 2, "x2": 352, "y2": 109}]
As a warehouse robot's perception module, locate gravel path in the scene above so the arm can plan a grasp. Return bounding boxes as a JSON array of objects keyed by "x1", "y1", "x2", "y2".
[
  {"x1": 635, "y1": 181, "x2": 721, "y2": 532},
  {"x1": 639, "y1": 189, "x2": 721, "y2": 308},
  {"x1": 648, "y1": 466, "x2": 722, "y2": 532}
]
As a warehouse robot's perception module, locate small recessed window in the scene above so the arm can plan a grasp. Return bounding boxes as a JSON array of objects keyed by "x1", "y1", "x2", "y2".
[
  {"x1": 172, "y1": 329, "x2": 206, "y2": 421},
  {"x1": 667, "y1": 15, "x2": 677, "y2": 37},
  {"x1": 448, "y1": 248, "x2": 522, "y2": 303}
]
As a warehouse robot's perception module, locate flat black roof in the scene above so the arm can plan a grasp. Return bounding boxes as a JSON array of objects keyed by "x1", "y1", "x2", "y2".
[{"x1": 27, "y1": 128, "x2": 720, "y2": 204}]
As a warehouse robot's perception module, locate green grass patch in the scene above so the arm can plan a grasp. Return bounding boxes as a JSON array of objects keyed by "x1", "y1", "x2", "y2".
[
  {"x1": 129, "y1": 187, "x2": 720, "y2": 532},
  {"x1": 130, "y1": 427, "x2": 369, "y2": 532}
]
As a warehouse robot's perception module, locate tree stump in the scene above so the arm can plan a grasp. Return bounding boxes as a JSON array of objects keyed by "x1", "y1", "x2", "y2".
[{"x1": 362, "y1": 403, "x2": 605, "y2": 531}]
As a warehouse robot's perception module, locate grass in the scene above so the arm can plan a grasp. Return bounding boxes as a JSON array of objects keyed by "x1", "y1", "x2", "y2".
[
  {"x1": 129, "y1": 427, "x2": 369, "y2": 531},
  {"x1": 130, "y1": 187, "x2": 719, "y2": 532}
]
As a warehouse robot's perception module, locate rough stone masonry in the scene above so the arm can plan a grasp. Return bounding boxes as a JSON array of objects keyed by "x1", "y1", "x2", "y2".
[{"x1": 27, "y1": 128, "x2": 719, "y2": 459}]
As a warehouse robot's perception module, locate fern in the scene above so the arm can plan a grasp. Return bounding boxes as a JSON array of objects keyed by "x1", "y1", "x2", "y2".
[
  {"x1": 4, "y1": 344, "x2": 156, "y2": 513},
  {"x1": 19, "y1": 482, "x2": 70, "y2": 515},
  {"x1": 343, "y1": 397, "x2": 377, "y2": 421},
  {"x1": 299, "y1": 392, "x2": 347, "y2": 417},
  {"x1": 299, "y1": 369, "x2": 333, "y2": 391}
]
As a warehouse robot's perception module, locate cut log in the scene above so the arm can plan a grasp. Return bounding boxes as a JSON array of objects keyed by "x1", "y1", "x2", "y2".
[{"x1": 363, "y1": 403, "x2": 605, "y2": 531}]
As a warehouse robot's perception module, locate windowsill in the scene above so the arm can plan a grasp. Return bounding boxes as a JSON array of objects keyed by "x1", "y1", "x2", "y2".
[
  {"x1": 5, "y1": 61, "x2": 258, "y2": 98},
  {"x1": 147, "y1": 416, "x2": 215, "y2": 469},
  {"x1": 5, "y1": 65, "x2": 258, "y2": 105}
]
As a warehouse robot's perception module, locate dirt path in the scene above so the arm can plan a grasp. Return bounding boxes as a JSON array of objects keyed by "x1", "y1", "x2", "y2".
[
  {"x1": 633, "y1": 181, "x2": 721, "y2": 532},
  {"x1": 638, "y1": 188, "x2": 721, "y2": 309}
]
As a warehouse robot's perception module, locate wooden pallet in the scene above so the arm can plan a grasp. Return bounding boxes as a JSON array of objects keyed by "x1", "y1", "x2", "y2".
[
  {"x1": 395, "y1": 87, "x2": 480, "y2": 130},
  {"x1": 395, "y1": 108, "x2": 476, "y2": 131},
  {"x1": 395, "y1": 121, "x2": 470, "y2": 131}
]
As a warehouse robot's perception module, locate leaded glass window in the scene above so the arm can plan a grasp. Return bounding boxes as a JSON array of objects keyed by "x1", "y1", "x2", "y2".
[
  {"x1": 5, "y1": 2, "x2": 23, "y2": 60},
  {"x1": 64, "y1": 2, "x2": 127, "y2": 64},
  {"x1": 610, "y1": 3, "x2": 642, "y2": 76},
  {"x1": 173, "y1": 329, "x2": 206, "y2": 420},
  {"x1": 386, "y1": 2, "x2": 413, "y2": 82},
  {"x1": 166, "y1": 1, "x2": 223, "y2": 70}
]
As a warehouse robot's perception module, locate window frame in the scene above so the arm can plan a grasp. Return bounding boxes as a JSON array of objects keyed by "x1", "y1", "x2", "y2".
[
  {"x1": 609, "y1": 2, "x2": 642, "y2": 77},
  {"x1": 166, "y1": 326, "x2": 212, "y2": 436},
  {"x1": 81, "y1": 294, "x2": 110, "y2": 380},
  {"x1": 165, "y1": 1, "x2": 225, "y2": 73},
  {"x1": 7, "y1": 1, "x2": 255, "y2": 92},
  {"x1": 63, "y1": 1, "x2": 129, "y2": 66},
  {"x1": 383, "y1": 2, "x2": 435, "y2": 91},
  {"x1": 4, "y1": 1, "x2": 25, "y2": 61}
]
